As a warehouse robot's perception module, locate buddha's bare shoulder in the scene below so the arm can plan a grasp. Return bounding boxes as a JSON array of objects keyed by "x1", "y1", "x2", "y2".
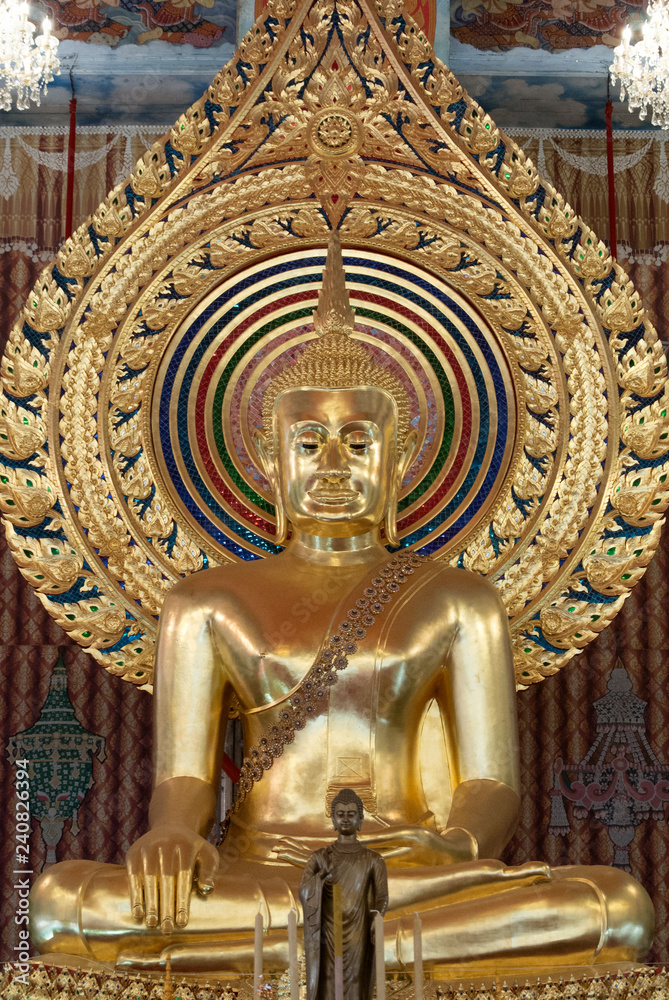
[
  {"x1": 159, "y1": 552, "x2": 304, "y2": 609},
  {"x1": 410, "y1": 559, "x2": 506, "y2": 618},
  {"x1": 159, "y1": 553, "x2": 504, "y2": 624}
]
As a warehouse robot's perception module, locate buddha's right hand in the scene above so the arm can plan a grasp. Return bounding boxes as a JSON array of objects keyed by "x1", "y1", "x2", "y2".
[{"x1": 125, "y1": 824, "x2": 219, "y2": 935}]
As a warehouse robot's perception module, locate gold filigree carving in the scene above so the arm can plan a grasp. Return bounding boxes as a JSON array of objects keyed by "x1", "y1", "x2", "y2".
[{"x1": 0, "y1": 0, "x2": 666, "y2": 689}]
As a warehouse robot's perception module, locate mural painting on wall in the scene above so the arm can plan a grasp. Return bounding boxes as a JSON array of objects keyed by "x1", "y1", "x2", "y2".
[
  {"x1": 549, "y1": 660, "x2": 669, "y2": 872},
  {"x1": 6, "y1": 653, "x2": 106, "y2": 870},
  {"x1": 451, "y1": 0, "x2": 644, "y2": 51},
  {"x1": 42, "y1": 0, "x2": 236, "y2": 47}
]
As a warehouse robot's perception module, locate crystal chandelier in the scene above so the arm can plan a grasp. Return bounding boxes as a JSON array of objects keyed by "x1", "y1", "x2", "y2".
[
  {"x1": 610, "y1": 0, "x2": 669, "y2": 129},
  {"x1": 0, "y1": 0, "x2": 60, "y2": 112}
]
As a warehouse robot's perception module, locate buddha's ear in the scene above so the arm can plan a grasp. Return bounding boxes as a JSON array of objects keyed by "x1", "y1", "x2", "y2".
[
  {"x1": 384, "y1": 430, "x2": 417, "y2": 548},
  {"x1": 398, "y1": 429, "x2": 418, "y2": 483},
  {"x1": 253, "y1": 429, "x2": 274, "y2": 481},
  {"x1": 253, "y1": 429, "x2": 289, "y2": 546}
]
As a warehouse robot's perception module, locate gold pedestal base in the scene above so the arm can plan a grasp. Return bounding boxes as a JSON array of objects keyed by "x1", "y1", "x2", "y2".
[{"x1": 3, "y1": 959, "x2": 665, "y2": 1000}]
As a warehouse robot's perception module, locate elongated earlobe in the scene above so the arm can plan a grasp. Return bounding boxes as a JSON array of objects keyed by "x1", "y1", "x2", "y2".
[
  {"x1": 273, "y1": 487, "x2": 289, "y2": 546},
  {"x1": 254, "y1": 430, "x2": 289, "y2": 546},
  {"x1": 384, "y1": 477, "x2": 400, "y2": 548},
  {"x1": 384, "y1": 430, "x2": 417, "y2": 548}
]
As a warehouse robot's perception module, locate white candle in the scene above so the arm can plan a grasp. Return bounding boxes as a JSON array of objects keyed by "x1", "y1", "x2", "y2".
[
  {"x1": 254, "y1": 910, "x2": 263, "y2": 998},
  {"x1": 288, "y1": 907, "x2": 299, "y2": 1000},
  {"x1": 164, "y1": 954, "x2": 173, "y2": 1000},
  {"x1": 375, "y1": 911, "x2": 385, "y2": 1000},
  {"x1": 413, "y1": 912, "x2": 423, "y2": 1000}
]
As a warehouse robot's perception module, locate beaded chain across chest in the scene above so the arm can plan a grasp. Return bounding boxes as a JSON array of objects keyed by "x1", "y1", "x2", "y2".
[{"x1": 222, "y1": 550, "x2": 429, "y2": 833}]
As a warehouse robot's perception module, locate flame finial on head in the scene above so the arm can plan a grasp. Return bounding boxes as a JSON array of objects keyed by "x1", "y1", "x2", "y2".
[
  {"x1": 260, "y1": 234, "x2": 411, "y2": 448},
  {"x1": 312, "y1": 232, "x2": 356, "y2": 336}
]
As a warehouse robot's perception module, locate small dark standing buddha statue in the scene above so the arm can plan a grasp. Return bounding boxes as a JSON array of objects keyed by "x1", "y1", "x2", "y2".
[{"x1": 300, "y1": 789, "x2": 389, "y2": 1000}]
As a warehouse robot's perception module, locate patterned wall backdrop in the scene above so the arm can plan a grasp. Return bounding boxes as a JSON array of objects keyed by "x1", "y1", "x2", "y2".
[
  {"x1": 1, "y1": 123, "x2": 668, "y2": 964},
  {"x1": 506, "y1": 534, "x2": 669, "y2": 962}
]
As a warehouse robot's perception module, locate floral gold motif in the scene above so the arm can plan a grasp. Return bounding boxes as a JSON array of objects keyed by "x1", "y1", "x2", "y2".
[
  {"x1": 308, "y1": 109, "x2": 363, "y2": 159},
  {"x1": 0, "y1": 0, "x2": 666, "y2": 689}
]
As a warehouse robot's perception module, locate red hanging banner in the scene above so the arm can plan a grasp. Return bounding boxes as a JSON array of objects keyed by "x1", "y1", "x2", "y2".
[
  {"x1": 65, "y1": 96, "x2": 77, "y2": 240},
  {"x1": 605, "y1": 98, "x2": 618, "y2": 260}
]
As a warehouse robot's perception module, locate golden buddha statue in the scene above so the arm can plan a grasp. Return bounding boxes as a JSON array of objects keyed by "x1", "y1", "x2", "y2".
[{"x1": 30, "y1": 235, "x2": 654, "y2": 977}]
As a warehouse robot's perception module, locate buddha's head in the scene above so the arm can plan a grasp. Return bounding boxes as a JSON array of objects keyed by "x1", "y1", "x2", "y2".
[
  {"x1": 255, "y1": 235, "x2": 416, "y2": 546},
  {"x1": 330, "y1": 787, "x2": 364, "y2": 834}
]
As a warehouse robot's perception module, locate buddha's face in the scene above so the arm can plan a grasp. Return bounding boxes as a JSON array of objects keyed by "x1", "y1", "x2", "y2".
[
  {"x1": 332, "y1": 801, "x2": 362, "y2": 835},
  {"x1": 272, "y1": 386, "x2": 397, "y2": 537}
]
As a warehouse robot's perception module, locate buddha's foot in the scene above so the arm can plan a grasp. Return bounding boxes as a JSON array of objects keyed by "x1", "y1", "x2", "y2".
[
  {"x1": 116, "y1": 950, "x2": 169, "y2": 972},
  {"x1": 116, "y1": 940, "x2": 265, "y2": 975}
]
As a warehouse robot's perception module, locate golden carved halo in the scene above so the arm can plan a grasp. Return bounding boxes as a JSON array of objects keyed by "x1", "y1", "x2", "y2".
[{"x1": 1, "y1": 0, "x2": 667, "y2": 691}]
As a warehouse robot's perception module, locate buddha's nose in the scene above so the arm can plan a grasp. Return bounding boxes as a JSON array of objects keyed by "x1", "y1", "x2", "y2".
[
  {"x1": 316, "y1": 438, "x2": 351, "y2": 481},
  {"x1": 316, "y1": 468, "x2": 352, "y2": 483}
]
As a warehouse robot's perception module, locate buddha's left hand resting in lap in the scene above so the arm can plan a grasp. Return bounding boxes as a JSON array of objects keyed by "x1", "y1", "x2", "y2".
[{"x1": 30, "y1": 236, "x2": 654, "y2": 974}]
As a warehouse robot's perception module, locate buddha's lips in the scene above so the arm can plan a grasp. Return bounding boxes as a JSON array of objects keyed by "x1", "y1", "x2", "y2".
[{"x1": 308, "y1": 488, "x2": 360, "y2": 505}]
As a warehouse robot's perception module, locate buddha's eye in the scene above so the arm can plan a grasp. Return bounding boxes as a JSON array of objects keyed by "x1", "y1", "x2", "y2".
[
  {"x1": 346, "y1": 431, "x2": 372, "y2": 453},
  {"x1": 295, "y1": 431, "x2": 321, "y2": 452}
]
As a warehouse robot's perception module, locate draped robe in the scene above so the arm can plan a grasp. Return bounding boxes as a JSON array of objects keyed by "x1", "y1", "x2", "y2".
[{"x1": 300, "y1": 842, "x2": 388, "y2": 1000}]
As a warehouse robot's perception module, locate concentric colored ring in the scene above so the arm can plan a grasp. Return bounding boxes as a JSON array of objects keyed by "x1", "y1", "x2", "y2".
[{"x1": 151, "y1": 248, "x2": 517, "y2": 562}]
